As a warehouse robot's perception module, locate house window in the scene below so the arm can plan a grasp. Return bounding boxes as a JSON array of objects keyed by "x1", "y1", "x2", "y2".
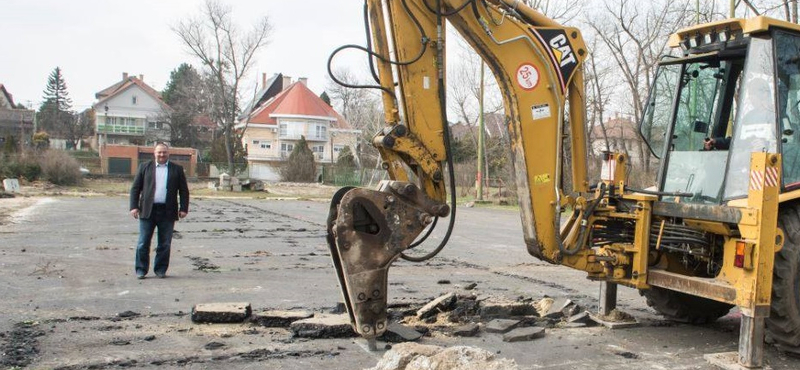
[
  {"x1": 252, "y1": 140, "x2": 260, "y2": 145},
  {"x1": 279, "y1": 123, "x2": 288, "y2": 136},
  {"x1": 281, "y1": 143, "x2": 294, "y2": 152},
  {"x1": 315, "y1": 125, "x2": 327, "y2": 140},
  {"x1": 260, "y1": 141, "x2": 272, "y2": 149},
  {"x1": 311, "y1": 145, "x2": 324, "y2": 153},
  {"x1": 334, "y1": 145, "x2": 346, "y2": 152},
  {"x1": 132, "y1": 95, "x2": 138, "y2": 105},
  {"x1": 148, "y1": 121, "x2": 163, "y2": 129}
]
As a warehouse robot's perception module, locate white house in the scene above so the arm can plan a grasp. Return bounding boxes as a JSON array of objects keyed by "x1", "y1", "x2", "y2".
[
  {"x1": 92, "y1": 72, "x2": 172, "y2": 148},
  {"x1": 236, "y1": 75, "x2": 361, "y2": 181}
]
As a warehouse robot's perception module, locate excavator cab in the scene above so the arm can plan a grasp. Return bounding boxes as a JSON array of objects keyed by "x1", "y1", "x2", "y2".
[{"x1": 641, "y1": 19, "x2": 800, "y2": 204}]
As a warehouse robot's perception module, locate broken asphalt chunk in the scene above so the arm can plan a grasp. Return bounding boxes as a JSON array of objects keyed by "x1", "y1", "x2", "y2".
[
  {"x1": 503, "y1": 326, "x2": 545, "y2": 342},
  {"x1": 191, "y1": 302, "x2": 252, "y2": 323},
  {"x1": 544, "y1": 298, "x2": 573, "y2": 319},
  {"x1": 290, "y1": 314, "x2": 357, "y2": 338},
  {"x1": 252, "y1": 310, "x2": 313, "y2": 327},
  {"x1": 204, "y1": 342, "x2": 226, "y2": 350},
  {"x1": 480, "y1": 300, "x2": 537, "y2": 318},
  {"x1": 484, "y1": 319, "x2": 521, "y2": 334},
  {"x1": 452, "y1": 323, "x2": 480, "y2": 337},
  {"x1": 382, "y1": 323, "x2": 422, "y2": 343},
  {"x1": 567, "y1": 311, "x2": 591, "y2": 324},
  {"x1": 117, "y1": 311, "x2": 140, "y2": 318},
  {"x1": 416, "y1": 292, "x2": 456, "y2": 320}
]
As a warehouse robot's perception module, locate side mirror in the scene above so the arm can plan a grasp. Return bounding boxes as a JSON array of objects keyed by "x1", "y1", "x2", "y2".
[{"x1": 693, "y1": 120, "x2": 709, "y2": 133}]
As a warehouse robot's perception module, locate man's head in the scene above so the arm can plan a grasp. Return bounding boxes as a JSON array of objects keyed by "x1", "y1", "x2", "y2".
[{"x1": 154, "y1": 143, "x2": 170, "y2": 164}]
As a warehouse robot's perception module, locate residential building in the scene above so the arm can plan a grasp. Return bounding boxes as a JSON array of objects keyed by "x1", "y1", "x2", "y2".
[
  {"x1": 103, "y1": 144, "x2": 198, "y2": 177},
  {"x1": 591, "y1": 114, "x2": 646, "y2": 163},
  {"x1": 0, "y1": 84, "x2": 35, "y2": 146},
  {"x1": 237, "y1": 75, "x2": 361, "y2": 181},
  {"x1": 92, "y1": 73, "x2": 172, "y2": 149}
]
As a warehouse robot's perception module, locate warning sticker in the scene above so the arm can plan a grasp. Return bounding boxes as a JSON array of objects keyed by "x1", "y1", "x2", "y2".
[
  {"x1": 531, "y1": 104, "x2": 551, "y2": 120},
  {"x1": 516, "y1": 63, "x2": 539, "y2": 90},
  {"x1": 534, "y1": 173, "x2": 551, "y2": 185}
]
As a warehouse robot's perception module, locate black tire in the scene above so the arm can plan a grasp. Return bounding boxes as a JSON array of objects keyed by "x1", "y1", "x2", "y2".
[
  {"x1": 641, "y1": 286, "x2": 733, "y2": 324},
  {"x1": 766, "y1": 203, "x2": 800, "y2": 353}
]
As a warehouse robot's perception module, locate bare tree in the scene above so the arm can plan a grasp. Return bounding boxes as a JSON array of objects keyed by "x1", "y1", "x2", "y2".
[
  {"x1": 584, "y1": 0, "x2": 693, "y2": 175},
  {"x1": 326, "y1": 68, "x2": 384, "y2": 167},
  {"x1": 173, "y1": 0, "x2": 272, "y2": 175},
  {"x1": 522, "y1": 0, "x2": 583, "y2": 23}
]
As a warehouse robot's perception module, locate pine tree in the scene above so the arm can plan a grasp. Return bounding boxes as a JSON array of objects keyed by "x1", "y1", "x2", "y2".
[
  {"x1": 38, "y1": 67, "x2": 73, "y2": 135},
  {"x1": 320, "y1": 91, "x2": 331, "y2": 106},
  {"x1": 280, "y1": 136, "x2": 316, "y2": 182}
]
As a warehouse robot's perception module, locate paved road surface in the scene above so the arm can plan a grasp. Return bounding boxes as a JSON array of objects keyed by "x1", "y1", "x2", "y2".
[{"x1": 0, "y1": 195, "x2": 797, "y2": 369}]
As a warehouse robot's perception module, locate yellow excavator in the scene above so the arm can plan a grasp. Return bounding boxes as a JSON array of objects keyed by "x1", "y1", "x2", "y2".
[{"x1": 326, "y1": 1, "x2": 800, "y2": 368}]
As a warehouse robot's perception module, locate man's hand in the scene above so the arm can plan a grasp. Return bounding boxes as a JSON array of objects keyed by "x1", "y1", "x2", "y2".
[
  {"x1": 179, "y1": 211, "x2": 188, "y2": 219},
  {"x1": 130, "y1": 209, "x2": 140, "y2": 219}
]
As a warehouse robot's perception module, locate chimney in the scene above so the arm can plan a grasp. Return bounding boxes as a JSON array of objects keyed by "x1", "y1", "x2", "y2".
[
  {"x1": 122, "y1": 72, "x2": 129, "y2": 80},
  {"x1": 262, "y1": 73, "x2": 267, "y2": 89},
  {"x1": 282, "y1": 76, "x2": 292, "y2": 90},
  {"x1": 298, "y1": 77, "x2": 308, "y2": 86},
  {"x1": 139, "y1": 74, "x2": 144, "y2": 81}
]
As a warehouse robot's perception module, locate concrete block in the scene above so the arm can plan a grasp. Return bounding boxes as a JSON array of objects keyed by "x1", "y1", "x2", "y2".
[
  {"x1": 382, "y1": 323, "x2": 422, "y2": 343},
  {"x1": 191, "y1": 302, "x2": 251, "y2": 323},
  {"x1": 484, "y1": 318, "x2": 521, "y2": 334},
  {"x1": 503, "y1": 326, "x2": 545, "y2": 342},
  {"x1": 451, "y1": 323, "x2": 480, "y2": 337},
  {"x1": 3, "y1": 178, "x2": 20, "y2": 193},
  {"x1": 231, "y1": 184, "x2": 242, "y2": 192},
  {"x1": 559, "y1": 322, "x2": 587, "y2": 329},
  {"x1": 252, "y1": 310, "x2": 313, "y2": 327},
  {"x1": 416, "y1": 292, "x2": 456, "y2": 319},
  {"x1": 290, "y1": 314, "x2": 357, "y2": 338},
  {"x1": 589, "y1": 313, "x2": 639, "y2": 329}
]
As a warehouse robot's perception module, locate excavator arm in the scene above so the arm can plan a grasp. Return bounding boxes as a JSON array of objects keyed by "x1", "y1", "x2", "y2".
[{"x1": 327, "y1": 0, "x2": 597, "y2": 342}]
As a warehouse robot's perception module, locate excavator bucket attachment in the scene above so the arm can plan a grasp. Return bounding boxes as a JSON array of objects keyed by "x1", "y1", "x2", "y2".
[{"x1": 326, "y1": 182, "x2": 448, "y2": 340}]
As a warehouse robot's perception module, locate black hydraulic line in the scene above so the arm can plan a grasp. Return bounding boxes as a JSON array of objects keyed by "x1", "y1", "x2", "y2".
[
  {"x1": 328, "y1": 0, "x2": 430, "y2": 95},
  {"x1": 409, "y1": 215, "x2": 439, "y2": 248},
  {"x1": 401, "y1": 0, "x2": 457, "y2": 262},
  {"x1": 421, "y1": 0, "x2": 475, "y2": 16},
  {"x1": 561, "y1": 183, "x2": 607, "y2": 256},
  {"x1": 363, "y1": 1, "x2": 381, "y2": 84}
]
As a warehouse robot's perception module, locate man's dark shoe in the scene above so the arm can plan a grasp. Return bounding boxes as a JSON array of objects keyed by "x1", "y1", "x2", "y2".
[
  {"x1": 136, "y1": 274, "x2": 146, "y2": 279},
  {"x1": 156, "y1": 273, "x2": 166, "y2": 278}
]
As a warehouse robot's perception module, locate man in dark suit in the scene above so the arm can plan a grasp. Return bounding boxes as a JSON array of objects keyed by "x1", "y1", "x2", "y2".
[{"x1": 129, "y1": 142, "x2": 190, "y2": 279}]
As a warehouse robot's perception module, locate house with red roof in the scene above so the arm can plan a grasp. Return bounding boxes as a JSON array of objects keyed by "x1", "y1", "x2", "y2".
[
  {"x1": 236, "y1": 75, "x2": 361, "y2": 181},
  {"x1": 91, "y1": 72, "x2": 173, "y2": 149}
]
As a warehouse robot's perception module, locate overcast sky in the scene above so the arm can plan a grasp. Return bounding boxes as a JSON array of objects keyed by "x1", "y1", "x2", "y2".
[{"x1": 0, "y1": 0, "x2": 367, "y2": 111}]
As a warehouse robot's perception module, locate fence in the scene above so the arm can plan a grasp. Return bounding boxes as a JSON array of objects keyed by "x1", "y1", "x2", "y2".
[{"x1": 321, "y1": 165, "x2": 388, "y2": 187}]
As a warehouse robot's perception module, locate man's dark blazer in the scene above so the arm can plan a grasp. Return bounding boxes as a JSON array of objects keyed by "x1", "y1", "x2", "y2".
[{"x1": 129, "y1": 160, "x2": 190, "y2": 220}]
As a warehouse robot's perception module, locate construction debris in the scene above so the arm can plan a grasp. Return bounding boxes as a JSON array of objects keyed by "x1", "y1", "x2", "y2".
[
  {"x1": 366, "y1": 343, "x2": 519, "y2": 370},
  {"x1": 590, "y1": 309, "x2": 639, "y2": 329},
  {"x1": 383, "y1": 323, "x2": 423, "y2": 343},
  {"x1": 290, "y1": 314, "x2": 357, "y2": 338},
  {"x1": 502, "y1": 327, "x2": 545, "y2": 342},
  {"x1": 191, "y1": 302, "x2": 252, "y2": 323},
  {"x1": 416, "y1": 292, "x2": 456, "y2": 320},
  {"x1": 451, "y1": 323, "x2": 480, "y2": 337},
  {"x1": 484, "y1": 319, "x2": 522, "y2": 334},
  {"x1": 251, "y1": 310, "x2": 313, "y2": 327}
]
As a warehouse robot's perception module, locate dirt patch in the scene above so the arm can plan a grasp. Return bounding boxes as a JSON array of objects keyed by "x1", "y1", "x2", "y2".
[
  {"x1": 186, "y1": 256, "x2": 221, "y2": 272},
  {"x1": 0, "y1": 196, "x2": 41, "y2": 226}
]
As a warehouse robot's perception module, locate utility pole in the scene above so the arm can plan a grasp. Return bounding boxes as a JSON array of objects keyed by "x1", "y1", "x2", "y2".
[{"x1": 476, "y1": 62, "x2": 485, "y2": 201}]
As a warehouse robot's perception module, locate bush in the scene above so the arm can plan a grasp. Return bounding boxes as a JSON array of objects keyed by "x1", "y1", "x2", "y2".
[
  {"x1": 0, "y1": 152, "x2": 41, "y2": 181},
  {"x1": 39, "y1": 150, "x2": 82, "y2": 185}
]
